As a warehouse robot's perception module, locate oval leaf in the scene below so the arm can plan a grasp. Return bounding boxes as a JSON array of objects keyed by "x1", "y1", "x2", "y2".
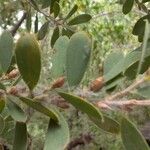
[
  {"x1": 19, "y1": 96, "x2": 59, "y2": 122},
  {"x1": 0, "y1": 30, "x2": 13, "y2": 73},
  {"x1": 90, "y1": 115, "x2": 120, "y2": 134},
  {"x1": 122, "y1": 0, "x2": 134, "y2": 15},
  {"x1": 121, "y1": 117, "x2": 149, "y2": 150},
  {"x1": 58, "y1": 92, "x2": 102, "y2": 121},
  {"x1": 51, "y1": 36, "x2": 69, "y2": 78},
  {"x1": 68, "y1": 14, "x2": 92, "y2": 25},
  {"x1": 6, "y1": 95, "x2": 27, "y2": 122},
  {"x1": 53, "y1": 2, "x2": 60, "y2": 18},
  {"x1": 37, "y1": 21, "x2": 49, "y2": 40},
  {"x1": 13, "y1": 122, "x2": 27, "y2": 150},
  {"x1": 66, "y1": 32, "x2": 92, "y2": 86},
  {"x1": 15, "y1": 33, "x2": 41, "y2": 90},
  {"x1": 65, "y1": 5, "x2": 78, "y2": 20},
  {"x1": 51, "y1": 27, "x2": 60, "y2": 48},
  {"x1": 44, "y1": 110, "x2": 70, "y2": 150}
]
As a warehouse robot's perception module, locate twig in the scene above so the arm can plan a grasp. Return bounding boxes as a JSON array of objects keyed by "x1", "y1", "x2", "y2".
[
  {"x1": 10, "y1": 12, "x2": 27, "y2": 36},
  {"x1": 103, "y1": 77, "x2": 145, "y2": 101},
  {"x1": 97, "y1": 99, "x2": 150, "y2": 110}
]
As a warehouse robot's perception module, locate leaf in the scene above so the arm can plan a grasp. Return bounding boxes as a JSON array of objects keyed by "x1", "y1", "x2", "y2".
[
  {"x1": 58, "y1": 92, "x2": 102, "y2": 122},
  {"x1": 41, "y1": 0, "x2": 51, "y2": 9},
  {"x1": 15, "y1": 33, "x2": 41, "y2": 90},
  {"x1": 44, "y1": 110, "x2": 70, "y2": 150},
  {"x1": 142, "y1": 0, "x2": 150, "y2": 3},
  {"x1": 13, "y1": 122, "x2": 27, "y2": 150},
  {"x1": 0, "y1": 82, "x2": 6, "y2": 90},
  {"x1": 26, "y1": 11, "x2": 32, "y2": 32},
  {"x1": 90, "y1": 115, "x2": 120, "y2": 134},
  {"x1": 62, "y1": 28, "x2": 74, "y2": 37},
  {"x1": 34, "y1": 13, "x2": 38, "y2": 33},
  {"x1": 0, "y1": 115, "x2": 5, "y2": 134},
  {"x1": 137, "y1": 84, "x2": 150, "y2": 98},
  {"x1": 51, "y1": 27, "x2": 60, "y2": 48},
  {"x1": 19, "y1": 96, "x2": 59, "y2": 122},
  {"x1": 122, "y1": 0, "x2": 134, "y2": 15},
  {"x1": 53, "y1": 2, "x2": 60, "y2": 18},
  {"x1": 104, "y1": 52, "x2": 124, "y2": 82},
  {"x1": 6, "y1": 95, "x2": 27, "y2": 122},
  {"x1": 68, "y1": 14, "x2": 92, "y2": 25},
  {"x1": 0, "y1": 97, "x2": 5, "y2": 113},
  {"x1": 65, "y1": 5, "x2": 78, "y2": 20},
  {"x1": 37, "y1": 21, "x2": 49, "y2": 40},
  {"x1": 66, "y1": 32, "x2": 92, "y2": 86},
  {"x1": 0, "y1": 30, "x2": 13, "y2": 73},
  {"x1": 51, "y1": 36, "x2": 69, "y2": 78},
  {"x1": 121, "y1": 117, "x2": 149, "y2": 150}
]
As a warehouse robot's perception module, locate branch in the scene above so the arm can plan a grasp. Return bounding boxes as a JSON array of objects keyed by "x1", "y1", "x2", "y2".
[
  {"x1": 10, "y1": 12, "x2": 27, "y2": 36},
  {"x1": 103, "y1": 77, "x2": 145, "y2": 101},
  {"x1": 97, "y1": 99, "x2": 150, "y2": 110}
]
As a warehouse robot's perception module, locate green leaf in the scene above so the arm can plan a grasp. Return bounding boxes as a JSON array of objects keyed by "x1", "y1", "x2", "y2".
[
  {"x1": 13, "y1": 122, "x2": 27, "y2": 150},
  {"x1": 15, "y1": 33, "x2": 41, "y2": 90},
  {"x1": 66, "y1": 32, "x2": 92, "y2": 86},
  {"x1": 41, "y1": 0, "x2": 51, "y2": 9},
  {"x1": 58, "y1": 92, "x2": 102, "y2": 122},
  {"x1": 68, "y1": 14, "x2": 92, "y2": 25},
  {"x1": 121, "y1": 117, "x2": 149, "y2": 150},
  {"x1": 6, "y1": 95, "x2": 27, "y2": 122},
  {"x1": 37, "y1": 21, "x2": 49, "y2": 40},
  {"x1": 90, "y1": 115, "x2": 120, "y2": 134},
  {"x1": 51, "y1": 36, "x2": 69, "y2": 78},
  {"x1": 65, "y1": 5, "x2": 78, "y2": 20},
  {"x1": 0, "y1": 82, "x2": 6, "y2": 90},
  {"x1": 62, "y1": 28, "x2": 74, "y2": 37},
  {"x1": 19, "y1": 96, "x2": 59, "y2": 122},
  {"x1": 34, "y1": 13, "x2": 39, "y2": 33},
  {"x1": 51, "y1": 27, "x2": 60, "y2": 48},
  {"x1": 137, "y1": 84, "x2": 150, "y2": 98},
  {"x1": 26, "y1": 11, "x2": 32, "y2": 32},
  {"x1": 104, "y1": 52, "x2": 124, "y2": 82},
  {"x1": 0, "y1": 115, "x2": 5, "y2": 134},
  {"x1": 44, "y1": 110, "x2": 70, "y2": 150},
  {"x1": 122, "y1": 0, "x2": 134, "y2": 15},
  {"x1": 53, "y1": 2, "x2": 60, "y2": 18},
  {"x1": 0, "y1": 30, "x2": 13, "y2": 73},
  {"x1": 142, "y1": 0, "x2": 150, "y2": 3},
  {"x1": 0, "y1": 97, "x2": 5, "y2": 113}
]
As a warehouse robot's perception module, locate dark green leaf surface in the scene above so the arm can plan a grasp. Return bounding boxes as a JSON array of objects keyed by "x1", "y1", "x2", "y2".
[
  {"x1": 19, "y1": 96, "x2": 59, "y2": 122},
  {"x1": 68, "y1": 14, "x2": 92, "y2": 25},
  {"x1": 0, "y1": 31, "x2": 13, "y2": 73},
  {"x1": 0, "y1": 97, "x2": 5, "y2": 113},
  {"x1": 65, "y1": 5, "x2": 78, "y2": 20},
  {"x1": 13, "y1": 122, "x2": 27, "y2": 150},
  {"x1": 15, "y1": 34, "x2": 41, "y2": 90},
  {"x1": 122, "y1": 0, "x2": 134, "y2": 14},
  {"x1": 53, "y1": 2, "x2": 60, "y2": 18},
  {"x1": 66, "y1": 32, "x2": 92, "y2": 86},
  {"x1": 44, "y1": 110, "x2": 70, "y2": 150},
  {"x1": 37, "y1": 21, "x2": 49, "y2": 40},
  {"x1": 51, "y1": 27, "x2": 60, "y2": 48},
  {"x1": 121, "y1": 117, "x2": 149, "y2": 150}
]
